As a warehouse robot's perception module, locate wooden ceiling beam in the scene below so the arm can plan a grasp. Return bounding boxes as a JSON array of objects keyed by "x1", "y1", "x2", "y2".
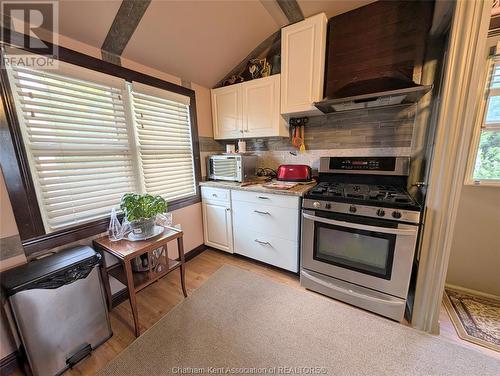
[
  {"x1": 276, "y1": 0, "x2": 304, "y2": 24},
  {"x1": 101, "y1": 0, "x2": 151, "y2": 65}
]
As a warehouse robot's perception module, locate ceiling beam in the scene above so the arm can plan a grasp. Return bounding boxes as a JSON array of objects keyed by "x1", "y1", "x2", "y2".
[
  {"x1": 276, "y1": 0, "x2": 304, "y2": 24},
  {"x1": 101, "y1": 0, "x2": 151, "y2": 65},
  {"x1": 260, "y1": 0, "x2": 289, "y2": 27}
]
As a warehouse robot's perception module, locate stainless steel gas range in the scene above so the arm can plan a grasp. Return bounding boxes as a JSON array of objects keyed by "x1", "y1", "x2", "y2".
[{"x1": 300, "y1": 156, "x2": 420, "y2": 321}]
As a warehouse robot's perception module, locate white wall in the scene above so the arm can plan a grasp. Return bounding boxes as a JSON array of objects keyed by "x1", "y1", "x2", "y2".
[{"x1": 446, "y1": 185, "x2": 500, "y2": 296}]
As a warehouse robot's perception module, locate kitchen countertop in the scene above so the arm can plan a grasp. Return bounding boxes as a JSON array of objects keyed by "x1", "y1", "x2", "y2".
[{"x1": 199, "y1": 180, "x2": 316, "y2": 197}]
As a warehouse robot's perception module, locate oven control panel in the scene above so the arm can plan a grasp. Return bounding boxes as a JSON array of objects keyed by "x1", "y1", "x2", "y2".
[
  {"x1": 319, "y1": 157, "x2": 409, "y2": 175},
  {"x1": 303, "y1": 199, "x2": 421, "y2": 224},
  {"x1": 331, "y1": 157, "x2": 394, "y2": 171}
]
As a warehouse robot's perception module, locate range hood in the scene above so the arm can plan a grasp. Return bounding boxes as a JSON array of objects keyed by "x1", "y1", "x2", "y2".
[
  {"x1": 314, "y1": 77, "x2": 432, "y2": 114},
  {"x1": 315, "y1": 1, "x2": 434, "y2": 114}
]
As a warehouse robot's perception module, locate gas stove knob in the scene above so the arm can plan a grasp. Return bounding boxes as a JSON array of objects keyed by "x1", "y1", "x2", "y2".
[
  {"x1": 325, "y1": 203, "x2": 331, "y2": 210},
  {"x1": 376, "y1": 209, "x2": 386, "y2": 217},
  {"x1": 349, "y1": 205, "x2": 357, "y2": 213},
  {"x1": 312, "y1": 201, "x2": 321, "y2": 209},
  {"x1": 392, "y1": 211, "x2": 402, "y2": 219}
]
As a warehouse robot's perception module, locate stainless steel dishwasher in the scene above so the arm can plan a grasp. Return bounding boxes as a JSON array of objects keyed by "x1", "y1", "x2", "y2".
[{"x1": 1, "y1": 246, "x2": 112, "y2": 376}]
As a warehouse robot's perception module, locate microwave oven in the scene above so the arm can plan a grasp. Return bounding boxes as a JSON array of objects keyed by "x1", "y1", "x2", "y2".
[{"x1": 207, "y1": 154, "x2": 257, "y2": 182}]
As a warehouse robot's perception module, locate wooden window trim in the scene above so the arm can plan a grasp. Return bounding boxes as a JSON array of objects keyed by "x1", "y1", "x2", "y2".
[{"x1": 0, "y1": 30, "x2": 202, "y2": 256}]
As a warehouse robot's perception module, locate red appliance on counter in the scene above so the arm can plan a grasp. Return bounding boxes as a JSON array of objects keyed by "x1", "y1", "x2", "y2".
[{"x1": 276, "y1": 164, "x2": 312, "y2": 182}]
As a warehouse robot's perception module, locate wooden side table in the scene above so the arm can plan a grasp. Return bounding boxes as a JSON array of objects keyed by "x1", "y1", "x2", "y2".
[{"x1": 93, "y1": 226, "x2": 187, "y2": 337}]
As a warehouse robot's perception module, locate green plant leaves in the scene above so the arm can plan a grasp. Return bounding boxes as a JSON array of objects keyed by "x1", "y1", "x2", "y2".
[{"x1": 120, "y1": 193, "x2": 168, "y2": 222}]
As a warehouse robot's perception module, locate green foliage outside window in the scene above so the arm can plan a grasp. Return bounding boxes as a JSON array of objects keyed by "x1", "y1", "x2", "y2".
[{"x1": 473, "y1": 131, "x2": 500, "y2": 180}]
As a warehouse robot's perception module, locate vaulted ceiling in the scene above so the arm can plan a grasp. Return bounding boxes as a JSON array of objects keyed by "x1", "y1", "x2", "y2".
[{"x1": 55, "y1": 0, "x2": 375, "y2": 88}]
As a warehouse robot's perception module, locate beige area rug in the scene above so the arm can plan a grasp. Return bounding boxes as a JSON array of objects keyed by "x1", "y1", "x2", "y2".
[
  {"x1": 443, "y1": 288, "x2": 500, "y2": 352},
  {"x1": 99, "y1": 266, "x2": 500, "y2": 376}
]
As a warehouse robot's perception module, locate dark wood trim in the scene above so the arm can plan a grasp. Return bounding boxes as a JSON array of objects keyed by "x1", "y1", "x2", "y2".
[
  {"x1": 0, "y1": 29, "x2": 202, "y2": 256},
  {"x1": 2, "y1": 28, "x2": 195, "y2": 98},
  {"x1": 183, "y1": 244, "x2": 207, "y2": 262},
  {"x1": 0, "y1": 351, "x2": 21, "y2": 376},
  {"x1": 490, "y1": 15, "x2": 500, "y2": 32},
  {"x1": 276, "y1": 0, "x2": 304, "y2": 24},
  {"x1": 0, "y1": 55, "x2": 45, "y2": 240},
  {"x1": 110, "y1": 287, "x2": 129, "y2": 308},
  {"x1": 101, "y1": 0, "x2": 151, "y2": 60}
]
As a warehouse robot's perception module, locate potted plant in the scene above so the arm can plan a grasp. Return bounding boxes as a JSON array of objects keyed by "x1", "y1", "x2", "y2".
[{"x1": 120, "y1": 193, "x2": 167, "y2": 238}]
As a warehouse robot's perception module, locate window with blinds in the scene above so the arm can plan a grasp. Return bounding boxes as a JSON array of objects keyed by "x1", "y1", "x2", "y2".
[
  {"x1": 471, "y1": 54, "x2": 500, "y2": 183},
  {"x1": 130, "y1": 83, "x2": 196, "y2": 202},
  {"x1": 6, "y1": 58, "x2": 197, "y2": 233}
]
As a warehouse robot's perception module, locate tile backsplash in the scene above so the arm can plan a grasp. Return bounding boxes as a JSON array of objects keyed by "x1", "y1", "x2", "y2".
[{"x1": 199, "y1": 104, "x2": 416, "y2": 175}]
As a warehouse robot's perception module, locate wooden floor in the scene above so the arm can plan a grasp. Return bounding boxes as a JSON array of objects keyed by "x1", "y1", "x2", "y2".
[{"x1": 26, "y1": 248, "x2": 498, "y2": 375}]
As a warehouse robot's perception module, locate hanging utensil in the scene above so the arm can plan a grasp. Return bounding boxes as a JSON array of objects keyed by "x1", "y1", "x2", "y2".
[
  {"x1": 299, "y1": 125, "x2": 306, "y2": 153},
  {"x1": 293, "y1": 126, "x2": 302, "y2": 148}
]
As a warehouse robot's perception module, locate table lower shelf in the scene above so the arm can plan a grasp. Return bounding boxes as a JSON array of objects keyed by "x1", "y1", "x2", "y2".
[{"x1": 108, "y1": 258, "x2": 181, "y2": 293}]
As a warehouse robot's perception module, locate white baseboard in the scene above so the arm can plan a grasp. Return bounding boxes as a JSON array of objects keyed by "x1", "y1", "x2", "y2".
[{"x1": 445, "y1": 283, "x2": 500, "y2": 301}]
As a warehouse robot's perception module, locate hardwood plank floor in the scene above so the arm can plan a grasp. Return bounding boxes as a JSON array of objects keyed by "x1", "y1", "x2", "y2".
[{"x1": 12, "y1": 248, "x2": 499, "y2": 375}]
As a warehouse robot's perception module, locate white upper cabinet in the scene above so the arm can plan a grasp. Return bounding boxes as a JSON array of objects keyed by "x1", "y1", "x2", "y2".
[
  {"x1": 242, "y1": 75, "x2": 287, "y2": 138},
  {"x1": 211, "y1": 84, "x2": 242, "y2": 140},
  {"x1": 211, "y1": 75, "x2": 286, "y2": 140},
  {"x1": 280, "y1": 13, "x2": 327, "y2": 116}
]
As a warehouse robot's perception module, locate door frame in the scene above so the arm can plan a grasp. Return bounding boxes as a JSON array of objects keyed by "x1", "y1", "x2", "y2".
[{"x1": 411, "y1": 0, "x2": 493, "y2": 333}]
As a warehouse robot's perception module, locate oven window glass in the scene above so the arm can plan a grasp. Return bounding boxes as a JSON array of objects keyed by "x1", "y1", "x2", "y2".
[{"x1": 314, "y1": 223, "x2": 396, "y2": 279}]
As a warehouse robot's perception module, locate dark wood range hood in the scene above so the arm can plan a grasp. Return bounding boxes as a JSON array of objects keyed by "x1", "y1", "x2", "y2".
[{"x1": 315, "y1": 1, "x2": 435, "y2": 113}]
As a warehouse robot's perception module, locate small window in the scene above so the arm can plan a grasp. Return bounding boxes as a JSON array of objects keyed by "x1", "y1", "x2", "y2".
[
  {"x1": 470, "y1": 56, "x2": 500, "y2": 184},
  {"x1": 129, "y1": 82, "x2": 196, "y2": 202}
]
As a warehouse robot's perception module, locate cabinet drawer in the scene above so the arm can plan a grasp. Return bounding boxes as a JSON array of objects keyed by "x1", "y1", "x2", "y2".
[
  {"x1": 201, "y1": 187, "x2": 230, "y2": 203},
  {"x1": 231, "y1": 190, "x2": 299, "y2": 209},
  {"x1": 232, "y1": 200, "x2": 299, "y2": 241},
  {"x1": 234, "y1": 228, "x2": 298, "y2": 272}
]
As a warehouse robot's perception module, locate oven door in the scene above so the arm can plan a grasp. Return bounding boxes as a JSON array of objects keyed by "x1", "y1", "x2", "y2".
[{"x1": 301, "y1": 209, "x2": 418, "y2": 298}]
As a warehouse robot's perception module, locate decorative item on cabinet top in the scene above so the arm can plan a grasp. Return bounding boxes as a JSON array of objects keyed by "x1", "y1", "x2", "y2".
[{"x1": 223, "y1": 58, "x2": 273, "y2": 87}]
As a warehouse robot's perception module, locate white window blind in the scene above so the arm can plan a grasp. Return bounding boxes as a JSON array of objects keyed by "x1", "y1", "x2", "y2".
[
  {"x1": 484, "y1": 58, "x2": 500, "y2": 128},
  {"x1": 7, "y1": 64, "x2": 136, "y2": 231},
  {"x1": 130, "y1": 82, "x2": 196, "y2": 201}
]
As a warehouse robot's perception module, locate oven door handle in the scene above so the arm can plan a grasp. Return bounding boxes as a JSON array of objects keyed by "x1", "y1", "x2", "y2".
[{"x1": 302, "y1": 213, "x2": 417, "y2": 236}]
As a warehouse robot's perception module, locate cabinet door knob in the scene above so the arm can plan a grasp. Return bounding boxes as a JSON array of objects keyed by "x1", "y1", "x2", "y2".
[{"x1": 226, "y1": 208, "x2": 231, "y2": 212}]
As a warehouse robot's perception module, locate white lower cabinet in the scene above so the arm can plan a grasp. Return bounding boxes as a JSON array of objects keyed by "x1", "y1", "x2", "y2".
[
  {"x1": 232, "y1": 191, "x2": 300, "y2": 272},
  {"x1": 233, "y1": 229, "x2": 298, "y2": 272},
  {"x1": 201, "y1": 187, "x2": 233, "y2": 253},
  {"x1": 201, "y1": 186, "x2": 300, "y2": 271}
]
